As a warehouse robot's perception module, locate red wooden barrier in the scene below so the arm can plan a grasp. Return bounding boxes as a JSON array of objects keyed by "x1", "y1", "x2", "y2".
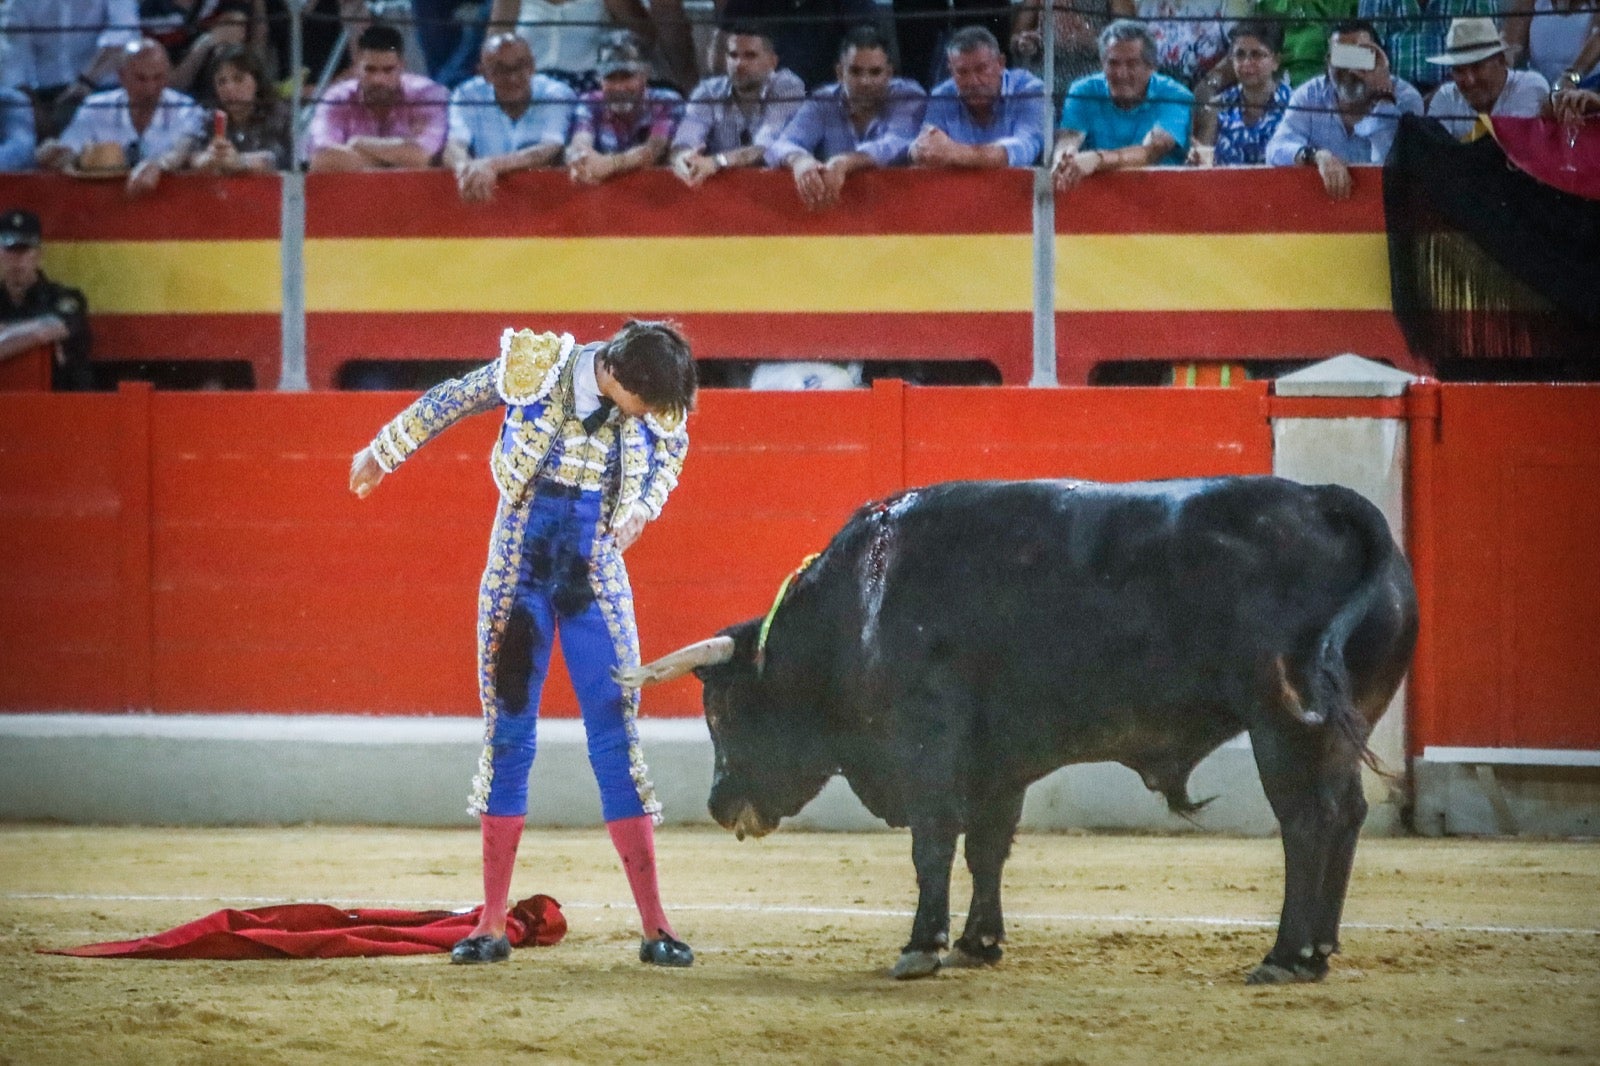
[
  {"x1": 1409, "y1": 384, "x2": 1600, "y2": 753},
  {"x1": 0, "y1": 383, "x2": 1272, "y2": 716},
  {"x1": 0, "y1": 345, "x2": 51, "y2": 390}
]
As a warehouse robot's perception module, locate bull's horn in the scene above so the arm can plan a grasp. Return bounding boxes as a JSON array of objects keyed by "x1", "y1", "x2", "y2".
[{"x1": 614, "y1": 636, "x2": 736, "y2": 688}]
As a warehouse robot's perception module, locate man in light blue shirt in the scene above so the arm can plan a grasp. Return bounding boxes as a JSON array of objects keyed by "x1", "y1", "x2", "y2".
[
  {"x1": 1264, "y1": 20, "x2": 1423, "y2": 199},
  {"x1": 910, "y1": 25, "x2": 1046, "y2": 168},
  {"x1": 767, "y1": 26, "x2": 927, "y2": 209},
  {"x1": 1052, "y1": 20, "x2": 1194, "y2": 190},
  {"x1": 444, "y1": 34, "x2": 576, "y2": 202}
]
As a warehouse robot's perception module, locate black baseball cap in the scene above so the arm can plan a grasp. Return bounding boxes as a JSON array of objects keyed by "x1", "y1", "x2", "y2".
[{"x1": 0, "y1": 208, "x2": 41, "y2": 249}]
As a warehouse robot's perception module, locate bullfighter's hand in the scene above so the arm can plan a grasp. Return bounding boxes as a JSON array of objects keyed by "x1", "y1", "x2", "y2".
[
  {"x1": 349, "y1": 447, "x2": 385, "y2": 499},
  {"x1": 612, "y1": 507, "x2": 647, "y2": 551}
]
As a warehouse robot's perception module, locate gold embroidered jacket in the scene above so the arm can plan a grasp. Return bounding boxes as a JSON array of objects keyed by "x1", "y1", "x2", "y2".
[{"x1": 368, "y1": 329, "x2": 688, "y2": 528}]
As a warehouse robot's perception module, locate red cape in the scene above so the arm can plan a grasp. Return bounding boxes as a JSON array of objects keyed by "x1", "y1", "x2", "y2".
[
  {"x1": 1490, "y1": 115, "x2": 1600, "y2": 201},
  {"x1": 46, "y1": 894, "x2": 565, "y2": 960}
]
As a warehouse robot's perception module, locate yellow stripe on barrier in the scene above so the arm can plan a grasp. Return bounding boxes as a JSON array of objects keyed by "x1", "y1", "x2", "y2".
[
  {"x1": 303, "y1": 236, "x2": 1036, "y2": 314},
  {"x1": 1057, "y1": 234, "x2": 1391, "y2": 312},
  {"x1": 42, "y1": 233, "x2": 1394, "y2": 316},
  {"x1": 46, "y1": 241, "x2": 282, "y2": 314}
]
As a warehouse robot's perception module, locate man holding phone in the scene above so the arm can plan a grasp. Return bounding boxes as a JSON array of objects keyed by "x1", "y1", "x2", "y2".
[{"x1": 1264, "y1": 19, "x2": 1423, "y2": 199}]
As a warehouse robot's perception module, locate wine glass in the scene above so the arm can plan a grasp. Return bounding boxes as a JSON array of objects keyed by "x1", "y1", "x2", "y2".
[{"x1": 1560, "y1": 120, "x2": 1581, "y2": 173}]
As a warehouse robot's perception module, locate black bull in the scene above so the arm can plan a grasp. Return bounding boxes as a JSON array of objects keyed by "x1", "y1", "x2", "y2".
[{"x1": 618, "y1": 477, "x2": 1418, "y2": 982}]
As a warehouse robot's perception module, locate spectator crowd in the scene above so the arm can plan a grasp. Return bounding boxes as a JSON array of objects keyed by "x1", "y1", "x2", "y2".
[{"x1": 0, "y1": 0, "x2": 1591, "y2": 203}]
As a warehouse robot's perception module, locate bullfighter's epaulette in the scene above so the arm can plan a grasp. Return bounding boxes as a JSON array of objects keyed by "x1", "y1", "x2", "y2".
[{"x1": 495, "y1": 329, "x2": 573, "y2": 405}]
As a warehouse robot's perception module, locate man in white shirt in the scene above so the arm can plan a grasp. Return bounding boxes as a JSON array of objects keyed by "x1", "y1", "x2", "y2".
[
  {"x1": 35, "y1": 38, "x2": 206, "y2": 197},
  {"x1": 1424, "y1": 17, "x2": 1549, "y2": 141}
]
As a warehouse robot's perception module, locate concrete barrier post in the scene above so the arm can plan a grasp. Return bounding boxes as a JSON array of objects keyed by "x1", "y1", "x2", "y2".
[{"x1": 1271, "y1": 354, "x2": 1421, "y2": 835}]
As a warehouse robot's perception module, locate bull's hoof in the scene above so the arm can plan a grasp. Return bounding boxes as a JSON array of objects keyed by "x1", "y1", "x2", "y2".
[
  {"x1": 1245, "y1": 958, "x2": 1327, "y2": 985},
  {"x1": 890, "y1": 950, "x2": 942, "y2": 980},
  {"x1": 945, "y1": 937, "x2": 1003, "y2": 968}
]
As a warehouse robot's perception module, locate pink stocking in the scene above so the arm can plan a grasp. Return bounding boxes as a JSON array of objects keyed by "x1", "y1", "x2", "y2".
[
  {"x1": 471, "y1": 813, "x2": 525, "y2": 938},
  {"x1": 607, "y1": 815, "x2": 674, "y2": 939}
]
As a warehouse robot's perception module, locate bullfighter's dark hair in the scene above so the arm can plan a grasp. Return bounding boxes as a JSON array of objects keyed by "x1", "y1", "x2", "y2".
[
  {"x1": 601, "y1": 320, "x2": 697, "y2": 414},
  {"x1": 357, "y1": 22, "x2": 405, "y2": 55}
]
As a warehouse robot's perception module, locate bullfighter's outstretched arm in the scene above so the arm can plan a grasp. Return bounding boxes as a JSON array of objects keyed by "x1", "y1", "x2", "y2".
[{"x1": 349, "y1": 363, "x2": 502, "y2": 497}]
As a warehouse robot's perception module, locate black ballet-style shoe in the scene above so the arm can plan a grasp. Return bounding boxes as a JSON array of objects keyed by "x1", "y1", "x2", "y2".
[
  {"x1": 450, "y1": 933, "x2": 511, "y2": 964},
  {"x1": 639, "y1": 930, "x2": 694, "y2": 967}
]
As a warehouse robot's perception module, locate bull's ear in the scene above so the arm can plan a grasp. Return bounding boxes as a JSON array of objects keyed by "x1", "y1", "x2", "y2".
[{"x1": 694, "y1": 620, "x2": 760, "y2": 681}]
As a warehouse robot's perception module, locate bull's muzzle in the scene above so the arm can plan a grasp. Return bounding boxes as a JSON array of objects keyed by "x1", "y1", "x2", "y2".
[{"x1": 728, "y1": 801, "x2": 774, "y2": 842}]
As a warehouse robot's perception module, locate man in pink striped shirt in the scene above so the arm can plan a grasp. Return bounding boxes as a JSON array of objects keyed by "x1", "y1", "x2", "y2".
[{"x1": 307, "y1": 22, "x2": 449, "y2": 172}]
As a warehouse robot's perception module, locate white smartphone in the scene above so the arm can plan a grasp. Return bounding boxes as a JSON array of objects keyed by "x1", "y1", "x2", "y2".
[{"x1": 1329, "y1": 41, "x2": 1378, "y2": 71}]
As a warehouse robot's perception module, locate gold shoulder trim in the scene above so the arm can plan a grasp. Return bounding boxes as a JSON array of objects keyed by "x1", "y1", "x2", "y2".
[
  {"x1": 495, "y1": 329, "x2": 574, "y2": 405},
  {"x1": 643, "y1": 407, "x2": 686, "y2": 436}
]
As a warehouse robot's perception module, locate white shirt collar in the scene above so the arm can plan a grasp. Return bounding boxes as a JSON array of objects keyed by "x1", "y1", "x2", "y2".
[{"x1": 574, "y1": 343, "x2": 604, "y2": 418}]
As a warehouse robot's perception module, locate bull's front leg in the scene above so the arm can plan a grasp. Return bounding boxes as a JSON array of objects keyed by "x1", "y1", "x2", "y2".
[
  {"x1": 892, "y1": 814, "x2": 959, "y2": 979},
  {"x1": 947, "y1": 784, "x2": 1025, "y2": 968}
]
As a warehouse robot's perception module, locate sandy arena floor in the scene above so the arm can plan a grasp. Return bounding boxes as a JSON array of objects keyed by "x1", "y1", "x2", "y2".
[{"x1": 1, "y1": 825, "x2": 1596, "y2": 1066}]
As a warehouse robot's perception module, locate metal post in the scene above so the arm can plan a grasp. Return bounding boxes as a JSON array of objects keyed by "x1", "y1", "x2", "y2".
[
  {"x1": 278, "y1": 0, "x2": 309, "y2": 391},
  {"x1": 1030, "y1": 0, "x2": 1058, "y2": 386}
]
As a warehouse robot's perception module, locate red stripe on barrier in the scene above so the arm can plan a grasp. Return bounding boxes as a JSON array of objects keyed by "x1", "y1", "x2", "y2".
[
  {"x1": 1055, "y1": 167, "x2": 1388, "y2": 234},
  {"x1": 305, "y1": 169, "x2": 1034, "y2": 238},
  {"x1": 0, "y1": 173, "x2": 281, "y2": 241}
]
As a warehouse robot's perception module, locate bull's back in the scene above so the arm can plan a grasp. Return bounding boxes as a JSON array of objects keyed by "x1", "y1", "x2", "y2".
[{"x1": 844, "y1": 478, "x2": 1410, "y2": 748}]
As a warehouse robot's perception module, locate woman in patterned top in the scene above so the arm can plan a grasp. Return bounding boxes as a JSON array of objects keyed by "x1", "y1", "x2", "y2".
[
  {"x1": 191, "y1": 43, "x2": 290, "y2": 172},
  {"x1": 1191, "y1": 20, "x2": 1291, "y2": 165}
]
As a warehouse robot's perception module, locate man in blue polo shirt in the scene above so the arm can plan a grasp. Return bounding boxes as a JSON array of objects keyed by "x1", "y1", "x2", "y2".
[
  {"x1": 1052, "y1": 20, "x2": 1194, "y2": 190},
  {"x1": 444, "y1": 33, "x2": 576, "y2": 203},
  {"x1": 910, "y1": 25, "x2": 1046, "y2": 168}
]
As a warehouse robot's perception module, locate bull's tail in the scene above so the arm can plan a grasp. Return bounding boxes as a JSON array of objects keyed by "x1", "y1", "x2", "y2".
[{"x1": 1278, "y1": 491, "x2": 1402, "y2": 774}]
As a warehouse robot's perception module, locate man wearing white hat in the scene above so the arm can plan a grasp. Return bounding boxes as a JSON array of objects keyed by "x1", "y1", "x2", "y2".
[{"x1": 1425, "y1": 18, "x2": 1549, "y2": 141}]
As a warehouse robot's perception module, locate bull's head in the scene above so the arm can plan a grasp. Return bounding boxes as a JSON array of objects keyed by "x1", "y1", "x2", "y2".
[{"x1": 617, "y1": 620, "x2": 837, "y2": 841}]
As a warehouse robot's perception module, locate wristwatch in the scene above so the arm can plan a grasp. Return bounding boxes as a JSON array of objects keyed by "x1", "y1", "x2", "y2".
[
  {"x1": 1296, "y1": 145, "x2": 1318, "y2": 166},
  {"x1": 713, "y1": 152, "x2": 730, "y2": 170}
]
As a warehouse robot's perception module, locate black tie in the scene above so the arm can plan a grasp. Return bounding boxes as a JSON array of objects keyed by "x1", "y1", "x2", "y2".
[{"x1": 581, "y1": 398, "x2": 614, "y2": 435}]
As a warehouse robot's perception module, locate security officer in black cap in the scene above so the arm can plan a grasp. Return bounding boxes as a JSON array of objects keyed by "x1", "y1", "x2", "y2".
[{"x1": 0, "y1": 208, "x2": 93, "y2": 390}]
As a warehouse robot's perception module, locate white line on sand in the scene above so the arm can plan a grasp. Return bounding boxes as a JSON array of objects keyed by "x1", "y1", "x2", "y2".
[{"x1": 4, "y1": 893, "x2": 1595, "y2": 937}]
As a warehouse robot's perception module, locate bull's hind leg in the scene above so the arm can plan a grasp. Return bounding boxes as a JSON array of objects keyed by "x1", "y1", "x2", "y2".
[
  {"x1": 1246, "y1": 724, "x2": 1358, "y2": 984},
  {"x1": 947, "y1": 785, "x2": 1026, "y2": 968},
  {"x1": 1306, "y1": 764, "x2": 1367, "y2": 964}
]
